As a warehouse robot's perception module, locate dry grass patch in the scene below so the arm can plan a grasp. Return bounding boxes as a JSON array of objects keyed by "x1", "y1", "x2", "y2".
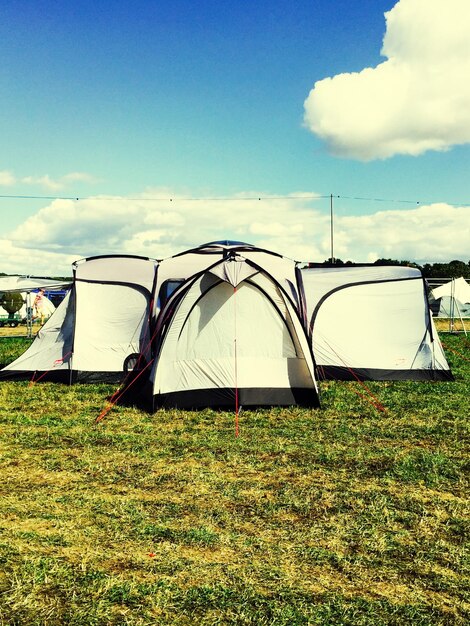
[{"x1": 0, "y1": 334, "x2": 469, "y2": 624}]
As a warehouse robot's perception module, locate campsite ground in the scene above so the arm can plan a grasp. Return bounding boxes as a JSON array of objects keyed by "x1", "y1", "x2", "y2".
[{"x1": 0, "y1": 334, "x2": 468, "y2": 625}]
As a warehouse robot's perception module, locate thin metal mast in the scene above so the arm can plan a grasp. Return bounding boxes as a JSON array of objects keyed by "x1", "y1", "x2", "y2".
[{"x1": 330, "y1": 193, "x2": 335, "y2": 263}]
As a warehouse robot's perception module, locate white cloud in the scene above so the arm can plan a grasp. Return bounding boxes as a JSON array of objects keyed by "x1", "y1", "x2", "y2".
[
  {"x1": 336, "y1": 203, "x2": 470, "y2": 261},
  {"x1": 2, "y1": 191, "x2": 469, "y2": 275},
  {"x1": 0, "y1": 238, "x2": 78, "y2": 277},
  {"x1": 0, "y1": 171, "x2": 16, "y2": 186},
  {"x1": 303, "y1": 0, "x2": 470, "y2": 160},
  {"x1": 21, "y1": 175, "x2": 65, "y2": 191},
  {"x1": 0, "y1": 171, "x2": 100, "y2": 191},
  {"x1": 61, "y1": 172, "x2": 100, "y2": 184},
  {"x1": 21, "y1": 172, "x2": 98, "y2": 191}
]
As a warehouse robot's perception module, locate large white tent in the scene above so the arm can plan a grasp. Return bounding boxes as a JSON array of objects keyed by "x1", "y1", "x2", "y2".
[
  {"x1": 0, "y1": 242, "x2": 453, "y2": 406},
  {"x1": 148, "y1": 242, "x2": 319, "y2": 409}
]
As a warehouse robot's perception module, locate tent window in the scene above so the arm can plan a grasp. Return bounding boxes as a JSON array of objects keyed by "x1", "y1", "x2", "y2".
[{"x1": 158, "y1": 279, "x2": 184, "y2": 309}]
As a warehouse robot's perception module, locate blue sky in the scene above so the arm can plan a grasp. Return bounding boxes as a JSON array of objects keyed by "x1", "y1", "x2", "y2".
[{"x1": 1, "y1": 0, "x2": 469, "y2": 274}]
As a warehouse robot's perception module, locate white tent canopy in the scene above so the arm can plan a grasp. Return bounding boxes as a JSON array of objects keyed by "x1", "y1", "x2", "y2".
[
  {"x1": 0, "y1": 243, "x2": 453, "y2": 406},
  {"x1": 149, "y1": 243, "x2": 319, "y2": 408}
]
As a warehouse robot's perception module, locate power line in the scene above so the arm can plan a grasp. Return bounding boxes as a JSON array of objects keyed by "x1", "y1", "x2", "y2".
[
  {"x1": 0, "y1": 192, "x2": 469, "y2": 206},
  {"x1": 338, "y1": 195, "x2": 419, "y2": 204},
  {"x1": 0, "y1": 194, "x2": 82, "y2": 201},
  {"x1": 0, "y1": 193, "x2": 330, "y2": 202}
]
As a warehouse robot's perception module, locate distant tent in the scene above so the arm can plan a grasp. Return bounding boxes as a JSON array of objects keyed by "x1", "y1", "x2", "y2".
[
  {"x1": 0, "y1": 243, "x2": 453, "y2": 404},
  {"x1": 0, "y1": 276, "x2": 69, "y2": 293},
  {"x1": 431, "y1": 277, "x2": 470, "y2": 319},
  {"x1": 0, "y1": 275, "x2": 70, "y2": 327}
]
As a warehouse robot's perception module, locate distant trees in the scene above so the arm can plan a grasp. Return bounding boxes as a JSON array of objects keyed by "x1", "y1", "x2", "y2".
[
  {"x1": 319, "y1": 258, "x2": 470, "y2": 278},
  {"x1": 421, "y1": 260, "x2": 470, "y2": 279}
]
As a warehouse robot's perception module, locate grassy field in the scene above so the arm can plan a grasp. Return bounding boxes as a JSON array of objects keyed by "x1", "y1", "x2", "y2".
[{"x1": 0, "y1": 334, "x2": 468, "y2": 625}]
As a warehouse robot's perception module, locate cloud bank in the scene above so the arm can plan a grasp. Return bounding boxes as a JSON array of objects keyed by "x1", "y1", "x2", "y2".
[
  {"x1": 304, "y1": 0, "x2": 470, "y2": 160},
  {"x1": 1, "y1": 191, "x2": 468, "y2": 276},
  {"x1": 0, "y1": 170, "x2": 98, "y2": 190}
]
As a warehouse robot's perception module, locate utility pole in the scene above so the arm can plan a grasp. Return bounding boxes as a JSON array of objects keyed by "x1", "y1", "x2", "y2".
[{"x1": 330, "y1": 193, "x2": 335, "y2": 263}]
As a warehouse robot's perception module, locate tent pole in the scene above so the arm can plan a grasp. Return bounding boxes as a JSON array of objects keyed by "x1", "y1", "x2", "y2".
[
  {"x1": 26, "y1": 291, "x2": 32, "y2": 338},
  {"x1": 449, "y1": 278, "x2": 454, "y2": 333},
  {"x1": 455, "y1": 299, "x2": 468, "y2": 336},
  {"x1": 233, "y1": 285, "x2": 239, "y2": 437}
]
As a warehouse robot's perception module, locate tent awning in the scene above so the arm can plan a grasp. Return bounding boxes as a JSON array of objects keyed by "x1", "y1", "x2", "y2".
[{"x1": 0, "y1": 276, "x2": 71, "y2": 294}]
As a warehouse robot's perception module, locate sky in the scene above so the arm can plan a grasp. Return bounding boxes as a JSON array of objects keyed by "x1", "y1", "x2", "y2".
[{"x1": 1, "y1": 0, "x2": 469, "y2": 276}]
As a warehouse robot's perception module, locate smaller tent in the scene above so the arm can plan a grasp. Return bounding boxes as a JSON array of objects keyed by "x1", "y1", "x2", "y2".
[
  {"x1": 432, "y1": 277, "x2": 470, "y2": 319},
  {"x1": 0, "y1": 256, "x2": 157, "y2": 382}
]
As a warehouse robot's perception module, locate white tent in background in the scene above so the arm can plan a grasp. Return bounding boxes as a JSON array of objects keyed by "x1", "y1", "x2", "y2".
[
  {"x1": 432, "y1": 277, "x2": 470, "y2": 319},
  {"x1": 0, "y1": 243, "x2": 453, "y2": 406},
  {"x1": 0, "y1": 276, "x2": 69, "y2": 293},
  {"x1": 0, "y1": 276, "x2": 69, "y2": 330}
]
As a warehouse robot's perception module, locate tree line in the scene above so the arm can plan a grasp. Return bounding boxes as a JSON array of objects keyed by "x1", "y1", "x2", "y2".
[{"x1": 319, "y1": 259, "x2": 470, "y2": 279}]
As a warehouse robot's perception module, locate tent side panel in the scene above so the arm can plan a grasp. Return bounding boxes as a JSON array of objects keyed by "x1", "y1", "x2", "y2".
[
  {"x1": 0, "y1": 291, "x2": 74, "y2": 381},
  {"x1": 310, "y1": 275, "x2": 452, "y2": 380},
  {"x1": 72, "y1": 282, "x2": 150, "y2": 378}
]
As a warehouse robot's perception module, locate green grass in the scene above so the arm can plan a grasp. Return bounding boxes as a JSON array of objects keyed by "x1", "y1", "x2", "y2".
[
  {"x1": 0, "y1": 336, "x2": 34, "y2": 367},
  {"x1": 0, "y1": 334, "x2": 469, "y2": 625}
]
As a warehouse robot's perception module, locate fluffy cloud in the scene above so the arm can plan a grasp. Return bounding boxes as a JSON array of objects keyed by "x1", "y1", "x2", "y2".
[
  {"x1": 0, "y1": 170, "x2": 99, "y2": 191},
  {"x1": 2, "y1": 191, "x2": 469, "y2": 276},
  {"x1": 21, "y1": 175, "x2": 65, "y2": 192},
  {"x1": 304, "y1": 0, "x2": 470, "y2": 160},
  {"x1": 335, "y1": 203, "x2": 470, "y2": 262},
  {"x1": 21, "y1": 172, "x2": 100, "y2": 191},
  {"x1": 7, "y1": 192, "x2": 327, "y2": 269},
  {"x1": 0, "y1": 171, "x2": 16, "y2": 186}
]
